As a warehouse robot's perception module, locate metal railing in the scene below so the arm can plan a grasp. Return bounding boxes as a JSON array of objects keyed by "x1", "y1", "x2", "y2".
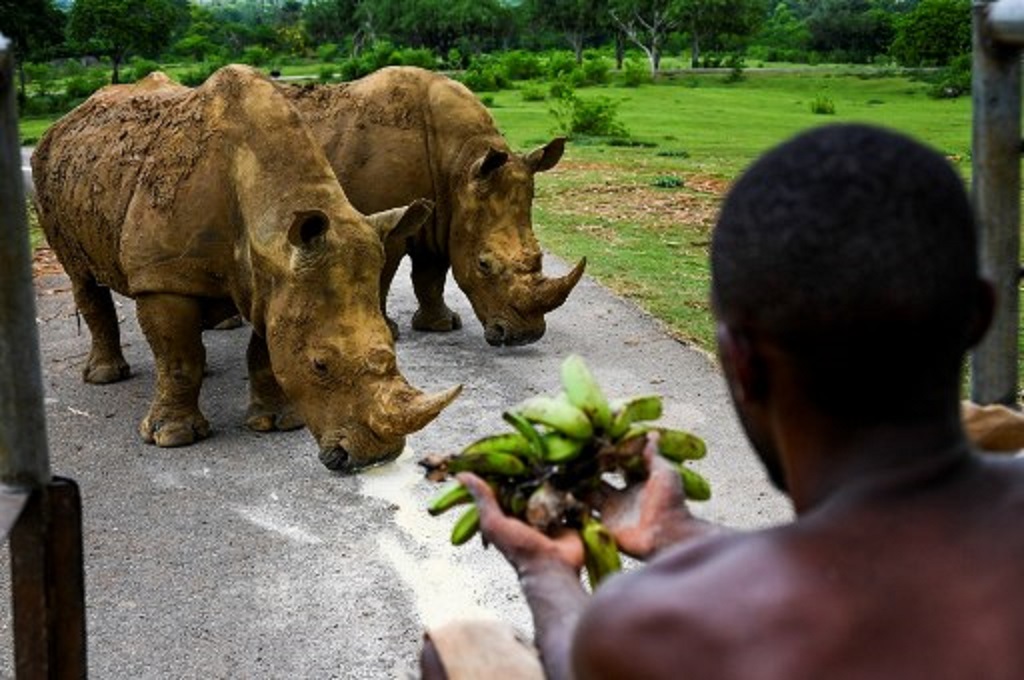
[
  {"x1": 971, "y1": 0, "x2": 1024, "y2": 405},
  {"x1": 1, "y1": 34, "x2": 87, "y2": 679}
]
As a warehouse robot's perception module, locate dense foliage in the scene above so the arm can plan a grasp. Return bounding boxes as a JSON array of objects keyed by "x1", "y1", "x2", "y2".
[{"x1": 3, "y1": 0, "x2": 973, "y2": 116}]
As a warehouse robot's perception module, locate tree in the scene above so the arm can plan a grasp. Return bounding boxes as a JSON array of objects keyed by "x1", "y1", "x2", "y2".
[
  {"x1": 608, "y1": 0, "x2": 682, "y2": 76},
  {"x1": 0, "y1": 0, "x2": 67, "y2": 99},
  {"x1": 805, "y1": 0, "x2": 894, "y2": 63},
  {"x1": 890, "y1": 0, "x2": 969, "y2": 66},
  {"x1": 675, "y1": 0, "x2": 767, "y2": 67},
  {"x1": 525, "y1": 0, "x2": 609, "y2": 63},
  {"x1": 750, "y1": 1, "x2": 811, "y2": 61},
  {"x1": 68, "y1": 0, "x2": 188, "y2": 83}
]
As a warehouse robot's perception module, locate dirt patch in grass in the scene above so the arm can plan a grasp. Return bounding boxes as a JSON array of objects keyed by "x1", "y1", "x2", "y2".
[{"x1": 546, "y1": 179, "x2": 722, "y2": 232}]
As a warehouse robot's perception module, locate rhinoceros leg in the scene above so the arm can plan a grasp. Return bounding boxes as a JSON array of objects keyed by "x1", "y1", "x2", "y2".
[
  {"x1": 135, "y1": 294, "x2": 211, "y2": 447},
  {"x1": 70, "y1": 276, "x2": 131, "y2": 384},
  {"x1": 410, "y1": 254, "x2": 462, "y2": 332},
  {"x1": 245, "y1": 332, "x2": 303, "y2": 432}
]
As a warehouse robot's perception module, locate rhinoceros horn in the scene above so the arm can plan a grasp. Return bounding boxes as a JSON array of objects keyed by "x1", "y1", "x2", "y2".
[
  {"x1": 372, "y1": 384, "x2": 463, "y2": 438},
  {"x1": 529, "y1": 257, "x2": 587, "y2": 313}
]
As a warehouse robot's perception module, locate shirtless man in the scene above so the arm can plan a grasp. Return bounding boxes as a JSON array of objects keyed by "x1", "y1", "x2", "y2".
[{"x1": 436, "y1": 124, "x2": 1024, "y2": 679}]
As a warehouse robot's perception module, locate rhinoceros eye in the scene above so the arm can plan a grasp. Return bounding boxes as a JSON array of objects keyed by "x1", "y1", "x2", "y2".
[
  {"x1": 478, "y1": 256, "x2": 493, "y2": 275},
  {"x1": 312, "y1": 357, "x2": 329, "y2": 375}
]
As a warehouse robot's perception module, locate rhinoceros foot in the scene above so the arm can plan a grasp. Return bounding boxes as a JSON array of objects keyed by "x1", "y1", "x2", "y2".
[
  {"x1": 412, "y1": 308, "x2": 462, "y2": 332},
  {"x1": 140, "y1": 412, "x2": 211, "y2": 447},
  {"x1": 245, "y1": 404, "x2": 304, "y2": 432},
  {"x1": 83, "y1": 357, "x2": 131, "y2": 384}
]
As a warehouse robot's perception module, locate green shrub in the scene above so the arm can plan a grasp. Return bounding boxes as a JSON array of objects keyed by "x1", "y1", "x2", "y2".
[
  {"x1": 550, "y1": 86, "x2": 629, "y2": 138},
  {"x1": 65, "y1": 68, "x2": 108, "y2": 99},
  {"x1": 622, "y1": 59, "x2": 651, "y2": 88},
  {"x1": 810, "y1": 94, "x2": 836, "y2": 115},
  {"x1": 652, "y1": 175, "x2": 684, "y2": 188},
  {"x1": 460, "y1": 60, "x2": 511, "y2": 92},
  {"x1": 479, "y1": 94, "x2": 496, "y2": 107},
  {"x1": 928, "y1": 53, "x2": 970, "y2": 99},
  {"x1": 319, "y1": 65, "x2": 338, "y2": 82},
  {"x1": 546, "y1": 51, "x2": 579, "y2": 79},
  {"x1": 394, "y1": 47, "x2": 438, "y2": 70},
  {"x1": 580, "y1": 57, "x2": 611, "y2": 85},
  {"x1": 656, "y1": 149, "x2": 690, "y2": 158},
  {"x1": 179, "y1": 61, "x2": 223, "y2": 87},
  {"x1": 317, "y1": 43, "x2": 340, "y2": 62},
  {"x1": 520, "y1": 82, "x2": 547, "y2": 102},
  {"x1": 25, "y1": 63, "x2": 57, "y2": 97},
  {"x1": 241, "y1": 45, "x2": 273, "y2": 67},
  {"x1": 501, "y1": 50, "x2": 544, "y2": 80},
  {"x1": 128, "y1": 57, "x2": 161, "y2": 82}
]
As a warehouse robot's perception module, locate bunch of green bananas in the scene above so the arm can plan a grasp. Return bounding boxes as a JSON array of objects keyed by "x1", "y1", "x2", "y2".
[{"x1": 420, "y1": 354, "x2": 710, "y2": 589}]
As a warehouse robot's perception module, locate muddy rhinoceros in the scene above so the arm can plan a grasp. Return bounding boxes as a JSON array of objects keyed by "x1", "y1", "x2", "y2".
[
  {"x1": 31, "y1": 65, "x2": 461, "y2": 472},
  {"x1": 282, "y1": 66, "x2": 586, "y2": 346}
]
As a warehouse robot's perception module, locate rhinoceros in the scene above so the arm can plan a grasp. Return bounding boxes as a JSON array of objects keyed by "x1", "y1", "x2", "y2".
[
  {"x1": 282, "y1": 66, "x2": 586, "y2": 346},
  {"x1": 31, "y1": 65, "x2": 461, "y2": 471}
]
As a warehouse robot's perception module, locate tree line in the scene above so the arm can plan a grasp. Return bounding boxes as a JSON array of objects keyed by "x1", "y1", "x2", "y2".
[{"x1": 2, "y1": 0, "x2": 970, "y2": 91}]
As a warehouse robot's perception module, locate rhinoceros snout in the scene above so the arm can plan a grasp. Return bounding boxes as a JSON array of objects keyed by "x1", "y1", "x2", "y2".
[
  {"x1": 319, "y1": 445, "x2": 351, "y2": 471},
  {"x1": 484, "y1": 320, "x2": 545, "y2": 347}
]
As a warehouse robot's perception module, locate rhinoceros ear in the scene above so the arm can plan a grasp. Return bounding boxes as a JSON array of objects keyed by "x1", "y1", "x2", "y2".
[
  {"x1": 525, "y1": 137, "x2": 565, "y2": 174},
  {"x1": 473, "y1": 147, "x2": 510, "y2": 179},
  {"x1": 365, "y1": 199, "x2": 434, "y2": 242},
  {"x1": 287, "y1": 210, "x2": 330, "y2": 248}
]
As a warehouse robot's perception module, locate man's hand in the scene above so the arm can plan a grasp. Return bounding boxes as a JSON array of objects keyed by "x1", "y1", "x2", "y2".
[
  {"x1": 591, "y1": 434, "x2": 707, "y2": 560},
  {"x1": 457, "y1": 472, "x2": 585, "y2": 575}
]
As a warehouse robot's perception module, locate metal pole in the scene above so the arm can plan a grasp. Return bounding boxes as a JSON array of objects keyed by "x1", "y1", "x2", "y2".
[
  {"x1": 970, "y1": 1, "x2": 1021, "y2": 406},
  {"x1": 1, "y1": 35, "x2": 88, "y2": 678},
  {"x1": 0, "y1": 35, "x2": 50, "y2": 486}
]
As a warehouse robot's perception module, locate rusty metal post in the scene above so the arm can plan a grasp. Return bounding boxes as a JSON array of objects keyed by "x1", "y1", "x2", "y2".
[
  {"x1": 970, "y1": 0, "x2": 1022, "y2": 406},
  {"x1": 1, "y1": 34, "x2": 88, "y2": 678}
]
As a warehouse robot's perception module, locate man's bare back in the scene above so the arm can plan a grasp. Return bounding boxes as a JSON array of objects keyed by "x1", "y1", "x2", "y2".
[{"x1": 577, "y1": 454, "x2": 1024, "y2": 679}]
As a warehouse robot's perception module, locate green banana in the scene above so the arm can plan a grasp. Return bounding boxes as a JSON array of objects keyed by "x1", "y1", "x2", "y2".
[
  {"x1": 427, "y1": 482, "x2": 474, "y2": 516},
  {"x1": 541, "y1": 431, "x2": 587, "y2": 463},
  {"x1": 654, "y1": 428, "x2": 707, "y2": 462},
  {"x1": 461, "y1": 431, "x2": 532, "y2": 457},
  {"x1": 446, "y1": 451, "x2": 529, "y2": 477},
  {"x1": 516, "y1": 395, "x2": 594, "y2": 440},
  {"x1": 450, "y1": 506, "x2": 481, "y2": 545},
  {"x1": 678, "y1": 464, "x2": 712, "y2": 501},
  {"x1": 560, "y1": 354, "x2": 613, "y2": 431},
  {"x1": 502, "y1": 410, "x2": 546, "y2": 462},
  {"x1": 609, "y1": 395, "x2": 664, "y2": 438},
  {"x1": 581, "y1": 516, "x2": 622, "y2": 589}
]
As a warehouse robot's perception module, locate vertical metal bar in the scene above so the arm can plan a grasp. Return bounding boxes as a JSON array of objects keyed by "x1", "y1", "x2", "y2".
[
  {"x1": 0, "y1": 35, "x2": 51, "y2": 485},
  {"x1": 970, "y1": 1, "x2": 1021, "y2": 406},
  {"x1": 1, "y1": 35, "x2": 87, "y2": 678},
  {"x1": 10, "y1": 480, "x2": 88, "y2": 679}
]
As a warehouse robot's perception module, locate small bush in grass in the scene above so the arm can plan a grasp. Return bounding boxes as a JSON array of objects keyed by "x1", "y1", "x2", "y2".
[
  {"x1": 520, "y1": 82, "x2": 547, "y2": 102},
  {"x1": 65, "y1": 68, "x2": 108, "y2": 98},
  {"x1": 317, "y1": 43, "x2": 340, "y2": 62},
  {"x1": 622, "y1": 59, "x2": 651, "y2": 87},
  {"x1": 581, "y1": 57, "x2": 611, "y2": 85},
  {"x1": 479, "y1": 94, "x2": 496, "y2": 107},
  {"x1": 241, "y1": 45, "x2": 273, "y2": 67},
  {"x1": 502, "y1": 50, "x2": 544, "y2": 80},
  {"x1": 319, "y1": 65, "x2": 337, "y2": 82},
  {"x1": 179, "y1": 61, "x2": 223, "y2": 87},
  {"x1": 394, "y1": 47, "x2": 438, "y2": 70},
  {"x1": 128, "y1": 57, "x2": 160, "y2": 82},
  {"x1": 550, "y1": 85, "x2": 629, "y2": 139},
  {"x1": 652, "y1": 175, "x2": 684, "y2": 188},
  {"x1": 546, "y1": 51, "x2": 579, "y2": 79},
  {"x1": 928, "y1": 54, "x2": 970, "y2": 99},
  {"x1": 656, "y1": 149, "x2": 690, "y2": 158},
  {"x1": 810, "y1": 95, "x2": 836, "y2": 115}
]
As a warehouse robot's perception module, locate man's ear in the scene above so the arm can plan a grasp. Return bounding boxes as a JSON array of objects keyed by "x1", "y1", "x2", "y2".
[{"x1": 716, "y1": 323, "x2": 767, "y2": 404}]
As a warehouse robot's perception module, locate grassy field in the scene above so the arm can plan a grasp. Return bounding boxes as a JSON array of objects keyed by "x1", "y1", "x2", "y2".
[
  {"x1": 21, "y1": 68, "x2": 1008, "y2": 387},
  {"x1": 485, "y1": 70, "x2": 973, "y2": 356}
]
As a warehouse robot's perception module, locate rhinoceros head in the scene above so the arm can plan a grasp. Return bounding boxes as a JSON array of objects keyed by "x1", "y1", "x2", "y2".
[
  {"x1": 449, "y1": 138, "x2": 586, "y2": 347},
  {"x1": 265, "y1": 199, "x2": 461, "y2": 472}
]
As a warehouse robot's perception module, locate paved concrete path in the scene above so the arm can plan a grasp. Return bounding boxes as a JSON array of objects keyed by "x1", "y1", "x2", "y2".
[{"x1": 0, "y1": 248, "x2": 790, "y2": 677}]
